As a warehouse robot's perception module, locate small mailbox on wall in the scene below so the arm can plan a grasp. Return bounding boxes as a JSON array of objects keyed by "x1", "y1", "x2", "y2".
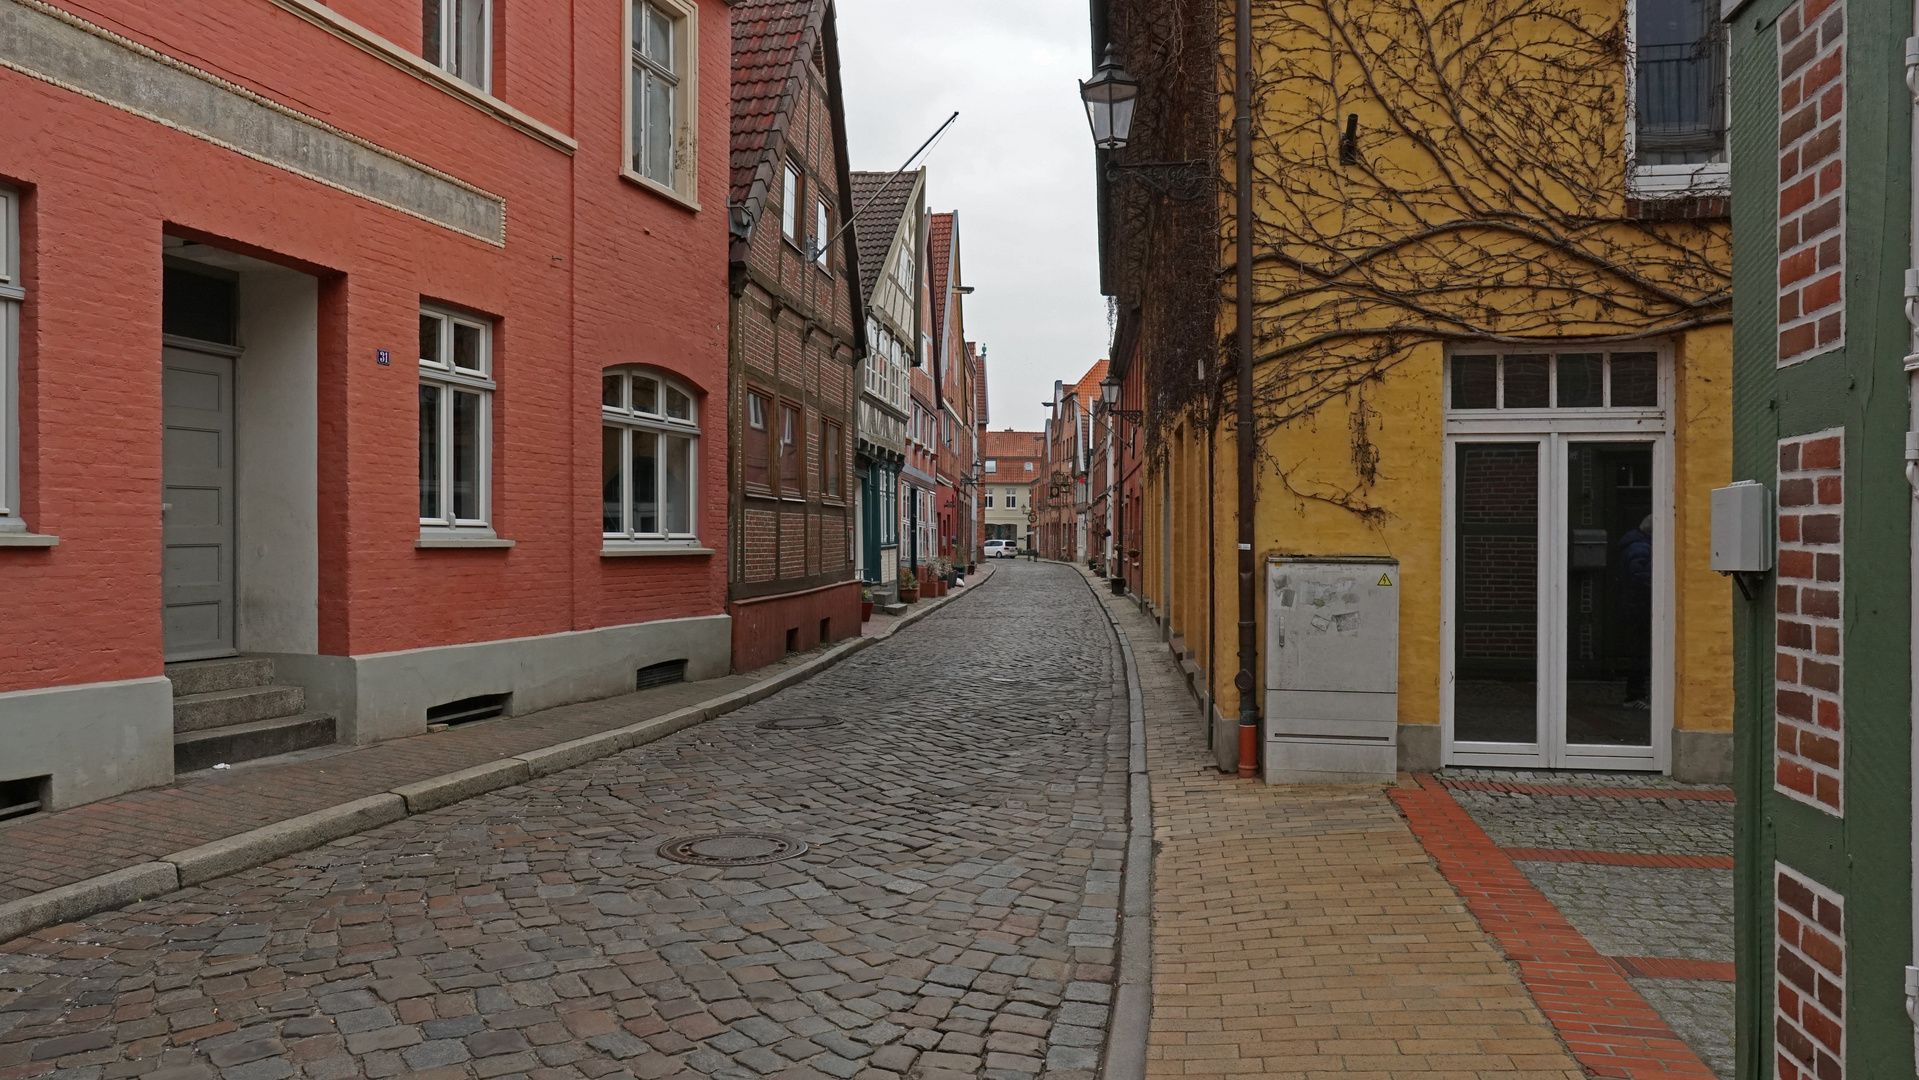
[{"x1": 1264, "y1": 557, "x2": 1400, "y2": 784}]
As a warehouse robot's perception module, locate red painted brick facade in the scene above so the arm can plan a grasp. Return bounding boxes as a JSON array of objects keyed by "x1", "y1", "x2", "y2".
[
  {"x1": 1775, "y1": 430, "x2": 1843, "y2": 814},
  {"x1": 1776, "y1": 0, "x2": 1845, "y2": 365},
  {"x1": 0, "y1": 0, "x2": 731, "y2": 694},
  {"x1": 1775, "y1": 863, "x2": 1844, "y2": 1080}
]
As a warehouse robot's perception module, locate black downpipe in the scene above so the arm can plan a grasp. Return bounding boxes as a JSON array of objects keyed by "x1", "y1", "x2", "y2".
[{"x1": 1234, "y1": 0, "x2": 1259, "y2": 777}]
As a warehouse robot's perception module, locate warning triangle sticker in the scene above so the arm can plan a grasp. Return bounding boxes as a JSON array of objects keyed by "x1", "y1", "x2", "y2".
[{"x1": 1377, "y1": 573, "x2": 1393, "y2": 587}]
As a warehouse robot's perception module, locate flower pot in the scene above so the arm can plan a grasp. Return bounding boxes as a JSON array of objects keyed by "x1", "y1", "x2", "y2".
[
  {"x1": 899, "y1": 583, "x2": 920, "y2": 604},
  {"x1": 861, "y1": 601, "x2": 874, "y2": 621}
]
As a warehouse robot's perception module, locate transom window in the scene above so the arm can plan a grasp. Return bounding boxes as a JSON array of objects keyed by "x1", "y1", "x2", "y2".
[
  {"x1": 630, "y1": 1, "x2": 679, "y2": 188},
  {"x1": 602, "y1": 367, "x2": 699, "y2": 542},
  {"x1": 1448, "y1": 352, "x2": 1661, "y2": 411},
  {"x1": 423, "y1": 0, "x2": 489, "y2": 90},
  {"x1": 419, "y1": 308, "x2": 495, "y2": 532}
]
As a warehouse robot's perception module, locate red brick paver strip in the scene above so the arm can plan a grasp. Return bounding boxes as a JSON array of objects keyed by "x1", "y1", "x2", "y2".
[
  {"x1": 1502, "y1": 847, "x2": 1736, "y2": 870},
  {"x1": 1612, "y1": 956, "x2": 1736, "y2": 982},
  {"x1": 1441, "y1": 780, "x2": 1736, "y2": 802},
  {"x1": 1393, "y1": 774, "x2": 1717, "y2": 1079}
]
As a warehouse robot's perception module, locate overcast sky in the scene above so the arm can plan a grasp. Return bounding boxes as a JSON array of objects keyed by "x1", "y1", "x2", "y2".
[{"x1": 835, "y1": 0, "x2": 1110, "y2": 434}]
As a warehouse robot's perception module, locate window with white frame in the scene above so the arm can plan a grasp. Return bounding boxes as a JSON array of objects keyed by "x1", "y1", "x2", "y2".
[
  {"x1": 814, "y1": 197, "x2": 832, "y2": 269},
  {"x1": 419, "y1": 308, "x2": 495, "y2": 532},
  {"x1": 1629, "y1": 0, "x2": 1727, "y2": 192},
  {"x1": 984, "y1": 492, "x2": 994, "y2": 509},
  {"x1": 0, "y1": 186, "x2": 20, "y2": 534},
  {"x1": 1004, "y1": 488, "x2": 1017, "y2": 509},
  {"x1": 1446, "y1": 350, "x2": 1663, "y2": 411},
  {"x1": 782, "y1": 162, "x2": 802, "y2": 244},
  {"x1": 1024, "y1": 461, "x2": 1034, "y2": 472},
  {"x1": 602, "y1": 367, "x2": 700, "y2": 542},
  {"x1": 423, "y1": 0, "x2": 489, "y2": 90},
  {"x1": 984, "y1": 459, "x2": 997, "y2": 474},
  {"x1": 628, "y1": 0, "x2": 689, "y2": 192}
]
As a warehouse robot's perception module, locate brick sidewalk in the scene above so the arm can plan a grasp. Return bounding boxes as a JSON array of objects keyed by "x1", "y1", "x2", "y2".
[
  {"x1": 1096, "y1": 593, "x2": 1584, "y2": 1078},
  {"x1": 0, "y1": 569, "x2": 992, "y2": 910}
]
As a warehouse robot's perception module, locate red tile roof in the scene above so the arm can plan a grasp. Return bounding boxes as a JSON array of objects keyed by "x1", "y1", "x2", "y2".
[
  {"x1": 981, "y1": 429, "x2": 1045, "y2": 460},
  {"x1": 730, "y1": 0, "x2": 827, "y2": 238},
  {"x1": 928, "y1": 212, "x2": 954, "y2": 352},
  {"x1": 1069, "y1": 359, "x2": 1109, "y2": 410},
  {"x1": 972, "y1": 342, "x2": 988, "y2": 427}
]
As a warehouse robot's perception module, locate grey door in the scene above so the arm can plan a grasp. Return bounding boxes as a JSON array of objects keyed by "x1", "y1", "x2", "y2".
[{"x1": 162, "y1": 346, "x2": 236, "y2": 660}]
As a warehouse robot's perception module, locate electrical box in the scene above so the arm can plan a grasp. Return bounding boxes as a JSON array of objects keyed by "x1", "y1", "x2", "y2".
[
  {"x1": 1711, "y1": 481, "x2": 1773, "y2": 573},
  {"x1": 1264, "y1": 557, "x2": 1399, "y2": 784},
  {"x1": 1570, "y1": 528, "x2": 1609, "y2": 570}
]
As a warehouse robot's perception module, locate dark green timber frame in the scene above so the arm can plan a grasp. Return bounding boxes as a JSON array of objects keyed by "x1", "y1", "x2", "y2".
[{"x1": 1727, "y1": 0, "x2": 1915, "y2": 1074}]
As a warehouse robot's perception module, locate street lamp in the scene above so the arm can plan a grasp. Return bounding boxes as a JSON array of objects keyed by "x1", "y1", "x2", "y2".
[
  {"x1": 1079, "y1": 48, "x2": 1208, "y2": 201},
  {"x1": 1078, "y1": 46, "x2": 1138, "y2": 150}
]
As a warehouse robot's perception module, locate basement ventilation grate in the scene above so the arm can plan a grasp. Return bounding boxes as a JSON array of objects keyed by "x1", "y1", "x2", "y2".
[
  {"x1": 0, "y1": 776, "x2": 49, "y2": 823},
  {"x1": 426, "y1": 692, "x2": 510, "y2": 727},
  {"x1": 657, "y1": 832, "x2": 809, "y2": 867},
  {"x1": 635, "y1": 659, "x2": 688, "y2": 691},
  {"x1": 757, "y1": 715, "x2": 843, "y2": 731}
]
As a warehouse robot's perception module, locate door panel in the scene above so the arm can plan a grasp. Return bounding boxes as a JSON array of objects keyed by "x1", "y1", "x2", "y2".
[
  {"x1": 1452, "y1": 442, "x2": 1543, "y2": 753},
  {"x1": 1563, "y1": 442, "x2": 1655, "y2": 750},
  {"x1": 163, "y1": 347, "x2": 236, "y2": 661}
]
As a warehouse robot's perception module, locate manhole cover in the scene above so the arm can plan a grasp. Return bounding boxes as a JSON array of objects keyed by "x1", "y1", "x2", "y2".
[
  {"x1": 657, "y1": 832, "x2": 809, "y2": 867},
  {"x1": 757, "y1": 715, "x2": 844, "y2": 731}
]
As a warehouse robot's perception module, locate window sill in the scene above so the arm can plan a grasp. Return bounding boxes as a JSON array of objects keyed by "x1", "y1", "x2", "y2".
[
  {"x1": 619, "y1": 169, "x2": 700, "y2": 212},
  {"x1": 602, "y1": 544, "x2": 715, "y2": 557},
  {"x1": 263, "y1": 0, "x2": 576, "y2": 155},
  {"x1": 417, "y1": 535, "x2": 516, "y2": 549},
  {"x1": 0, "y1": 532, "x2": 58, "y2": 548}
]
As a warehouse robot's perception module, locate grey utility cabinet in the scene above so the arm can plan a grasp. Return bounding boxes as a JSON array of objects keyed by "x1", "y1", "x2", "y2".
[{"x1": 1264, "y1": 556, "x2": 1400, "y2": 783}]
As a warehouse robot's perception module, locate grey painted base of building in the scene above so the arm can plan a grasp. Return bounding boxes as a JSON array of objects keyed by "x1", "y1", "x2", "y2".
[
  {"x1": 1671, "y1": 728, "x2": 1732, "y2": 784},
  {"x1": 270, "y1": 614, "x2": 732, "y2": 744},
  {"x1": 0, "y1": 677, "x2": 174, "y2": 810},
  {"x1": 0, "y1": 615, "x2": 729, "y2": 812},
  {"x1": 1398, "y1": 723, "x2": 1441, "y2": 773}
]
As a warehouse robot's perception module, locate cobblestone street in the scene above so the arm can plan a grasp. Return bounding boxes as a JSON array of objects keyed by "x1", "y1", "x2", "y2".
[{"x1": 0, "y1": 563, "x2": 1129, "y2": 1080}]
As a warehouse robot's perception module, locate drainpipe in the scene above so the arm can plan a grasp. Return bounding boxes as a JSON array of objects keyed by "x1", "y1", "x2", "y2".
[
  {"x1": 1905, "y1": 14, "x2": 1919, "y2": 1056},
  {"x1": 1234, "y1": 0, "x2": 1259, "y2": 778}
]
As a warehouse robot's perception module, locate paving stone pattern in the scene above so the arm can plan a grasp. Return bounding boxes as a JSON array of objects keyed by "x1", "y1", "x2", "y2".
[
  {"x1": 1441, "y1": 771, "x2": 1735, "y2": 1079},
  {"x1": 1099, "y1": 588, "x2": 1584, "y2": 1079},
  {"x1": 0, "y1": 562, "x2": 1127, "y2": 1080},
  {"x1": 1449, "y1": 789, "x2": 1734, "y2": 856}
]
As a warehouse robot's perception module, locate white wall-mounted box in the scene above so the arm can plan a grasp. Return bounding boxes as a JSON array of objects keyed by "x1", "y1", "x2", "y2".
[
  {"x1": 1264, "y1": 557, "x2": 1399, "y2": 783},
  {"x1": 1710, "y1": 481, "x2": 1773, "y2": 573}
]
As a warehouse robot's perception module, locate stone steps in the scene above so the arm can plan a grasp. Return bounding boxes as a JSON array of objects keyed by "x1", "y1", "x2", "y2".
[{"x1": 164, "y1": 656, "x2": 335, "y2": 772}]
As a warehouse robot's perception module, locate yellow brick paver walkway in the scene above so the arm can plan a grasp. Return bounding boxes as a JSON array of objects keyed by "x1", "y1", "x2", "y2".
[{"x1": 1096, "y1": 590, "x2": 1583, "y2": 1079}]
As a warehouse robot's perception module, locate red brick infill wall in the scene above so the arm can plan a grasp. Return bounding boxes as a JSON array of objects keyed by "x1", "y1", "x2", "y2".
[
  {"x1": 1775, "y1": 863, "x2": 1844, "y2": 1080},
  {"x1": 1775, "y1": 430, "x2": 1842, "y2": 814},
  {"x1": 1777, "y1": 0, "x2": 1846, "y2": 365}
]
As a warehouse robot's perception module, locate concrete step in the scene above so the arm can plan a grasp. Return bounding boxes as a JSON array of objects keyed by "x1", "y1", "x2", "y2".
[
  {"x1": 165, "y1": 657, "x2": 275, "y2": 697},
  {"x1": 174, "y1": 713, "x2": 336, "y2": 773},
  {"x1": 173, "y1": 684, "x2": 307, "y2": 733}
]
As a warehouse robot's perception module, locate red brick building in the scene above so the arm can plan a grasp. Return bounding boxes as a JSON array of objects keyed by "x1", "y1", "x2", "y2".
[
  {"x1": 724, "y1": 0, "x2": 862, "y2": 670},
  {"x1": 0, "y1": 0, "x2": 734, "y2": 809},
  {"x1": 1036, "y1": 361, "x2": 1106, "y2": 563}
]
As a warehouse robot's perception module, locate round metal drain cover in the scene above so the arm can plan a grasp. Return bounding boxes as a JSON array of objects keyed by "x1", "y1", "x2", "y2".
[
  {"x1": 657, "y1": 832, "x2": 808, "y2": 867},
  {"x1": 757, "y1": 715, "x2": 843, "y2": 730}
]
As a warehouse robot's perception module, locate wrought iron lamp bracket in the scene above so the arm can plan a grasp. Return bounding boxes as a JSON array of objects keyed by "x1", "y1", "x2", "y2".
[{"x1": 1104, "y1": 158, "x2": 1212, "y2": 202}]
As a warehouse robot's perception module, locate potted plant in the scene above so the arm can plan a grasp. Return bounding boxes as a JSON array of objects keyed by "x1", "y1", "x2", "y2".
[
  {"x1": 860, "y1": 586, "x2": 874, "y2": 622},
  {"x1": 899, "y1": 574, "x2": 920, "y2": 603}
]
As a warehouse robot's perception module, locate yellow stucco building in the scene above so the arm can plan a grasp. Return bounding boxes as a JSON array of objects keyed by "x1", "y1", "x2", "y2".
[{"x1": 1093, "y1": 0, "x2": 1732, "y2": 779}]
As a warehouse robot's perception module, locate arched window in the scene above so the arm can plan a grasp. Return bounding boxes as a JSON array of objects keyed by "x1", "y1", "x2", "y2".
[{"x1": 602, "y1": 367, "x2": 700, "y2": 544}]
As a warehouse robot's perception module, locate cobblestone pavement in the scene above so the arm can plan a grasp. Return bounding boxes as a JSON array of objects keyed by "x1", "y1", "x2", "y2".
[
  {"x1": 0, "y1": 562, "x2": 1128, "y2": 1080},
  {"x1": 1097, "y1": 589, "x2": 1584, "y2": 1079},
  {"x1": 1438, "y1": 769, "x2": 1735, "y2": 1078}
]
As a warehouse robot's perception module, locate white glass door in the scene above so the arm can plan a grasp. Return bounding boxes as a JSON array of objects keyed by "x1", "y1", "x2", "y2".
[{"x1": 1447, "y1": 434, "x2": 1665, "y2": 770}]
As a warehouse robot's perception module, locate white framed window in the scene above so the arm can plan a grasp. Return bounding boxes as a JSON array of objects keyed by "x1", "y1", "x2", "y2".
[
  {"x1": 423, "y1": 0, "x2": 490, "y2": 91},
  {"x1": 602, "y1": 366, "x2": 700, "y2": 543},
  {"x1": 984, "y1": 459, "x2": 997, "y2": 474},
  {"x1": 1024, "y1": 461, "x2": 1034, "y2": 472},
  {"x1": 1005, "y1": 489, "x2": 1017, "y2": 509},
  {"x1": 782, "y1": 162, "x2": 802, "y2": 245},
  {"x1": 984, "y1": 492, "x2": 994, "y2": 509},
  {"x1": 419, "y1": 307, "x2": 495, "y2": 534},
  {"x1": 814, "y1": 197, "x2": 832, "y2": 269},
  {"x1": 1627, "y1": 0, "x2": 1728, "y2": 195},
  {"x1": 623, "y1": 0, "x2": 699, "y2": 204},
  {"x1": 0, "y1": 185, "x2": 24, "y2": 537}
]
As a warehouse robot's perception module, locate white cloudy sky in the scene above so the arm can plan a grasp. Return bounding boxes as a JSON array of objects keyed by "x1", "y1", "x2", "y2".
[{"x1": 835, "y1": 0, "x2": 1110, "y2": 434}]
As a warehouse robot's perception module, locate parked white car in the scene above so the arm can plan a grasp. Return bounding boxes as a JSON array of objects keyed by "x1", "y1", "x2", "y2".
[{"x1": 984, "y1": 539, "x2": 1017, "y2": 559}]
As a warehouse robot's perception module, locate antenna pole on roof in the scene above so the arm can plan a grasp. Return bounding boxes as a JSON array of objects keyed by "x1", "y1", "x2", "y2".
[{"x1": 820, "y1": 111, "x2": 958, "y2": 258}]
